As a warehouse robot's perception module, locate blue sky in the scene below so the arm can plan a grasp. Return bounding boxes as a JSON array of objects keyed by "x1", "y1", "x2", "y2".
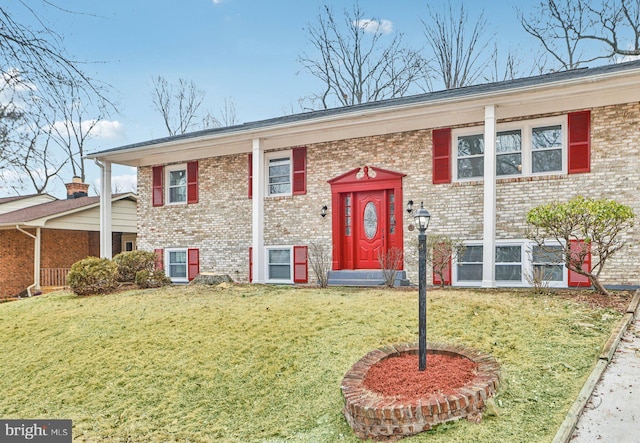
[{"x1": 5, "y1": 0, "x2": 533, "y2": 197}]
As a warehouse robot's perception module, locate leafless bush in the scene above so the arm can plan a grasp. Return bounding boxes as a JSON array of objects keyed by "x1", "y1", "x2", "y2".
[
  {"x1": 378, "y1": 248, "x2": 403, "y2": 288},
  {"x1": 309, "y1": 242, "x2": 331, "y2": 288}
]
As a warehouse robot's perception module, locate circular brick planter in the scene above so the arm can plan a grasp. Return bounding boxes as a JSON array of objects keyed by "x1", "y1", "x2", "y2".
[{"x1": 341, "y1": 342, "x2": 501, "y2": 441}]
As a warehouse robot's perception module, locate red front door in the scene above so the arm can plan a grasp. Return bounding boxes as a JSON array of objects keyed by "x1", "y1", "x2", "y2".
[{"x1": 355, "y1": 191, "x2": 385, "y2": 268}]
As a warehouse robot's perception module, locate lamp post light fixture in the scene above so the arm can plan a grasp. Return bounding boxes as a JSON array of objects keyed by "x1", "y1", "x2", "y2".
[
  {"x1": 413, "y1": 201, "x2": 431, "y2": 371},
  {"x1": 320, "y1": 205, "x2": 328, "y2": 218}
]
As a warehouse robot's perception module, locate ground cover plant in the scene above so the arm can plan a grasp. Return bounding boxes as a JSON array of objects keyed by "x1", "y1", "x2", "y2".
[{"x1": 0, "y1": 285, "x2": 624, "y2": 442}]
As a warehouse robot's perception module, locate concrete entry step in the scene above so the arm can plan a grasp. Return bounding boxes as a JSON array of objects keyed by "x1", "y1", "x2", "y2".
[{"x1": 327, "y1": 270, "x2": 411, "y2": 287}]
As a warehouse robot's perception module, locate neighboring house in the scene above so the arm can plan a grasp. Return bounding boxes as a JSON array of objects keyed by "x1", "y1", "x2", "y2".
[
  {"x1": 88, "y1": 60, "x2": 640, "y2": 289},
  {"x1": 0, "y1": 179, "x2": 137, "y2": 299}
]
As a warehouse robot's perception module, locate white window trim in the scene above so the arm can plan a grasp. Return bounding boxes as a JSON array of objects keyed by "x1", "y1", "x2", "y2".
[
  {"x1": 265, "y1": 150, "x2": 292, "y2": 197},
  {"x1": 165, "y1": 247, "x2": 188, "y2": 283},
  {"x1": 165, "y1": 163, "x2": 188, "y2": 205},
  {"x1": 452, "y1": 239, "x2": 568, "y2": 288},
  {"x1": 453, "y1": 116, "x2": 568, "y2": 182},
  {"x1": 265, "y1": 245, "x2": 293, "y2": 283}
]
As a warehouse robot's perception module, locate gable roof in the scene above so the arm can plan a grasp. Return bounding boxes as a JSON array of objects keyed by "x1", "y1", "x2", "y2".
[
  {"x1": 0, "y1": 193, "x2": 136, "y2": 228},
  {"x1": 88, "y1": 59, "x2": 640, "y2": 168}
]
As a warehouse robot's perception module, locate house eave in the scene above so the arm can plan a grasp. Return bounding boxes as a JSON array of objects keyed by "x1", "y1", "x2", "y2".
[
  {"x1": 0, "y1": 193, "x2": 137, "y2": 229},
  {"x1": 87, "y1": 62, "x2": 640, "y2": 168}
]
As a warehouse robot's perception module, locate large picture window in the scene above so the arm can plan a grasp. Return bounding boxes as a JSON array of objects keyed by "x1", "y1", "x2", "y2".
[
  {"x1": 454, "y1": 117, "x2": 565, "y2": 180},
  {"x1": 453, "y1": 240, "x2": 569, "y2": 287}
]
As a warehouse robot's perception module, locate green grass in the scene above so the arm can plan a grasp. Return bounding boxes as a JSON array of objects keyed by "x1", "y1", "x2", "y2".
[{"x1": 0, "y1": 285, "x2": 621, "y2": 442}]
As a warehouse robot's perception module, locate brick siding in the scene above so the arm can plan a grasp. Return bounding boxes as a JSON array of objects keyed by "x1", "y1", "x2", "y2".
[
  {"x1": 0, "y1": 229, "x2": 125, "y2": 298},
  {"x1": 137, "y1": 102, "x2": 640, "y2": 287}
]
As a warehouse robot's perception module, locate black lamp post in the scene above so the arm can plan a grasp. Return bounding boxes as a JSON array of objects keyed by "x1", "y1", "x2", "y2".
[{"x1": 413, "y1": 202, "x2": 431, "y2": 371}]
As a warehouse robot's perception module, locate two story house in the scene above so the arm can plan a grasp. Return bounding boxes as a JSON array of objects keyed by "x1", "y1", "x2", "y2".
[{"x1": 88, "y1": 60, "x2": 640, "y2": 289}]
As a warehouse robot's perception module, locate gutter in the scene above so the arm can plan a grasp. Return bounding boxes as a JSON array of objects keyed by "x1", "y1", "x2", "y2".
[{"x1": 15, "y1": 225, "x2": 41, "y2": 297}]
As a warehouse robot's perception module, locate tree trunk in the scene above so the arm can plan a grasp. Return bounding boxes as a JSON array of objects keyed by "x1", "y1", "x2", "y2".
[{"x1": 589, "y1": 275, "x2": 611, "y2": 296}]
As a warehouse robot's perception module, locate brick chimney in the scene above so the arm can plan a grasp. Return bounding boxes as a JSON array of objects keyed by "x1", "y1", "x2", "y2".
[{"x1": 65, "y1": 177, "x2": 90, "y2": 199}]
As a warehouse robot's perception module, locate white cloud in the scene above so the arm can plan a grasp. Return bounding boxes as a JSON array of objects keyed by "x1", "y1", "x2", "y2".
[
  {"x1": 211, "y1": 0, "x2": 223, "y2": 4},
  {"x1": 49, "y1": 119, "x2": 125, "y2": 140},
  {"x1": 93, "y1": 168, "x2": 137, "y2": 194},
  {"x1": 354, "y1": 19, "x2": 393, "y2": 35}
]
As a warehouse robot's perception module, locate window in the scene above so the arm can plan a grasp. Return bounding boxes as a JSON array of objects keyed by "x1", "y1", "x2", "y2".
[
  {"x1": 531, "y1": 245, "x2": 564, "y2": 282},
  {"x1": 457, "y1": 134, "x2": 484, "y2": 179},
  {"x1": 166, "y1": 164, "x2": 187, "y2": 204},
  {"x1": 495, "y1": 245, "x2": 522, "y2": 281},
  {"x1": 267, "y1": 247, "x2": 292, "y2": 282},
  {"x1": 453, "y1": 117, "x2": 566, "y2": 180},
  {"x1": 532, "y1": 125, "x2": 562, "y2": 173},
  {"x1": 496, "y1": 130, "x2": 522, "y2": 176},
  {"x1": 166, "y1": 248, "x2": 187, "y2": 282},
  {"x1": 457, "y1": 245, "x2": 483, "y2": 281},
  {"x1": 267, "y1": 154, "x2": 291, "y2": 196}
]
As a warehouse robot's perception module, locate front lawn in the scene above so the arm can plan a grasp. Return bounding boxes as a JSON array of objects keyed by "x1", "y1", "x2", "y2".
[{"x1": 0, "y1": 285, "x2": 622, "y2": 442}]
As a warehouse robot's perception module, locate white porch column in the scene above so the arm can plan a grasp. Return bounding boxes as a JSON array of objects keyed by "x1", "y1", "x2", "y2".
[
  {"x1": 251, "y1": 139, "x2": 266, "y2": 283},
  {"x1": 482, "y1": 105, "x2": 497, "y2": 288},
  {"x1": 34, "y1": 227, "x2": 41, "y2": 291},
  {"x1": 97, "y1": 160, "x2": 113, "y2": 259}
]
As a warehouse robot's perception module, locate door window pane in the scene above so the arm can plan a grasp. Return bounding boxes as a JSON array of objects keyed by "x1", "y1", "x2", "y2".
[{"x1": 363, "y1": 202, "x2": 378, "y2": 239}]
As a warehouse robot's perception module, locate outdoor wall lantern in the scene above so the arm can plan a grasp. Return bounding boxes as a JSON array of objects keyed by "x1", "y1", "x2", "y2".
[
  {"x1": 414, "y1": 202, "x2": 431, "y2": 371},
  {"x1": 406, "y1": 199, "x2": 414, "y2": 214},
  {"x1": 320, "y1": 205, "x2": 328, "y2": 218}
]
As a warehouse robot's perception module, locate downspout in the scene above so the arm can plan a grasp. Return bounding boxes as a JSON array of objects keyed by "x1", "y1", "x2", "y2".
[
  {"x1": 94, "y1": 158, "x2": 113, "y2": 259},
  {"x1": 16, "y1": 225, "x2": 41, "y2": 297}
]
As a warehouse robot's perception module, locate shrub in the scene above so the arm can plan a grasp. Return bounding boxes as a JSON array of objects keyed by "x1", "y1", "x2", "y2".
[
  {"x1": 113, "y1": 250, "x2": 156, "y2": 282},
  {"x1": 135, "y1": 269, "x2": 172, "y2": 289},
  {"x1": 67, "y1": 257, "x2": 118, "y2": 296}
]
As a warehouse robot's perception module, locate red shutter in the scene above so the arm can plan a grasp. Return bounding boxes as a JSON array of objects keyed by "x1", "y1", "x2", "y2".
[
  {"x1": 568, "y1": 240, "x2": 591, "y2": 287},
  {"x1": 249, "y1": 247, "x2": 253, "y2": 282},
  {"x1": 154, "y1": 248, "x2": 164, "y2": 270},
  {"x1": 187, "y1": 248, "x2": 200, "y2": 281},
  {"x1": 292, "y1": 146, "x2": 307, "y2": 195},
  {"x1": 248, "y1": 153, "x2": 253, "y2": 199},
  {"x1": 432, "y1": 128, "x2": 451, "y2": 184},
  {"x1": 187, "y1": 161, "x2": 199, "y2": 204},
  {"x1": 568, "y1": 110, "x2": 590, "y2": 174},
  {"x1": 293, "y1": 245, "x2": 308, "y2": 283},
  {"x1": 152, "y1": 166, "x2": 164, "y2": 207}
]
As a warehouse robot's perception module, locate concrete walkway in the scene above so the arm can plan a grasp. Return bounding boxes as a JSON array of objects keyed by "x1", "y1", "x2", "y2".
[{"x1": 569, "y1": 303, "x2": 640, "y2": 442}]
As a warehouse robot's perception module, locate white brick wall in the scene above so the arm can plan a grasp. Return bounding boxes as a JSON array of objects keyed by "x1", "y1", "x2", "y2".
[{"x1": 137, "y1": 102, "x2": 640, "y2": 287}]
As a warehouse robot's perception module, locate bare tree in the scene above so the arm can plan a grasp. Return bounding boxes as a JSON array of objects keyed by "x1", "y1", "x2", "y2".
[
  {"x1": 519, "y1": 0, "x2": 640, "y2": 71},
  {"x1": 45, "y1": 80, "x2": 109, "y2": 183},
  {"x1": 298, "y1": 3, "x2": 426, "y2": 109},
  {"x1": 151, "y1": 76, "x2": 207, "y2": 136},
  {"x1": 0, "y1": 2, "x2": 115, "y2": 194},
  {"x1": 5, "y1": 112, "x2": 66, "y2": 193},
  {"x1": 219, "y1": 97, "x2": 238, "y2": 126},
  {"x1": 421, "y1": 2, "x2": 492, "y2": 90}
]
